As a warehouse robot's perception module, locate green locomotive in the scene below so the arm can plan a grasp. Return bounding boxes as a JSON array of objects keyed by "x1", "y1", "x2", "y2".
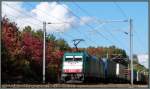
[{"x1": 60, "y1": 51, "x2": 105, "y2": 83}]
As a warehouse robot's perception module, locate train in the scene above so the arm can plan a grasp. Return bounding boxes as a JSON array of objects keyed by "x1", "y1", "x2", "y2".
[{"x1": 60, "y1": 51, "x2": 148, "y2": 84}]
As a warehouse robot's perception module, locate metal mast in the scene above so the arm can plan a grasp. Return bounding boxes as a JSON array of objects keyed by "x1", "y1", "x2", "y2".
[
  {"x1": 129, "y1": 18, "x2": 133, "y2": 87},
  {"x1": 42, "y1": 21, "x2": 70, "y2": 83},
  {"x1": 43, "y1": 22, "x2": 46, "y2": 83}
]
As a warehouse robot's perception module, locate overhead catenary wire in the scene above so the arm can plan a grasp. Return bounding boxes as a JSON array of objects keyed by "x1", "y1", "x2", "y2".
[
  {"x1": 3, "y1": 2, "x2": 128, "y2": 50},
  {"x1": 3, "y1": 3, "x2": 74, "y2": 45},
  {"x1": 3, "y1": 3, "x2": 43, "y2": 25},
  {"x1": 133, "y1": 30, "x2": 146, "y2": 51},
  {"x1": 24, "y1": 3, "x2": 73, "y2": 42},
  {"x1": 102, "y1": 25, "x2": 129, "y2": 50},
  {"x1": 4, "y1": 1, "x2": 145, "y2": 52},
  {"x1": 4, "y1": 1, "x2": 144, "y2": 52},
  {"x1": 57, "y1": 1, "x2": 116, "y2": 47},
  {"x1": 3, "y1": 3, "x2": 43, "y2": 23},
  {"x1": 95, "y1": 19, "x2": 129, "y2": 50},
  {"x1": 23, "y1": 2, "x2": 96, "y2": 47},
  {"x1": 73, "y1": 1, "x2": 93, "y2": 17},
  {"x1": 2, "y1": 3, "x2": 74, "y2": 48},
  {"x1": 51, "y1": 26, "x2": 88, "y2": 48},
  {"x1": 2, "y1": 10, "x2": 43, "y2": 30},
  {"x1": 95, "y1": 20, "x2": 129, "y2": 49},
  {"x1": 27, "y1": 3, "x2": 71, "y2": 24},
  {"x1": 72, "y1": 1, "x2": 129, "y2": 49},
  {"x1": 41, "y1": 3, "x2": 99, "y2": 46},
  {"x1": 111, "y1": 2, "x2": 143, "y2": 55},
  {"x1": 113, "y1": 2, "x2": 128, "y2": 19},
  {"x1": 113, "y1": 2, "x2": 145, "y2": 52}
]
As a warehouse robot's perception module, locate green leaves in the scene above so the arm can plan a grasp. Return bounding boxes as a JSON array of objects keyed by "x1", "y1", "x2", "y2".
[
  {"x1": 56, "y1": 38, "x2": 70, "y2": 51},
  {"x1": 23, "y1": 26, "x2": 32, "y2": 32}
]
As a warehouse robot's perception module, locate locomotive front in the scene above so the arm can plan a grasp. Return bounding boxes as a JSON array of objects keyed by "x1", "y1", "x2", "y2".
[{"x1": 61, "y1": 52, "x2": 84, "y2": 83}]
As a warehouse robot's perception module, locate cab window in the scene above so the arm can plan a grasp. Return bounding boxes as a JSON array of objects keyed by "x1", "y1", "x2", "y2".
[
  {"x1": 65, "y1": 56, "x2": 73, "y2": 61},
  {"x1": 74, "y1": 56, "x2": 82, "y2": 61},
  {"x1": 65, "y1": 58, "x2": 73, "y2": 61},
  {"x1": 74, "y1": 58, "x2": 82, "y2": 61}
]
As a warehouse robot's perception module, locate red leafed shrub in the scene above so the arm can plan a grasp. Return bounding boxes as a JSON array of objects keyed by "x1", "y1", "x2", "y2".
[
  {"x1": 46, "y1": 42, "x2": 54, "y2": 63},
  {"x1": 54, "y1": 50, "x2": 64, "y2": 60},
  {"x1": 22, "y1": 32, "x2": 43, "y2": 64},
  {"x1": 2, "y1": 17, "x2": 22, "y2": 57}
]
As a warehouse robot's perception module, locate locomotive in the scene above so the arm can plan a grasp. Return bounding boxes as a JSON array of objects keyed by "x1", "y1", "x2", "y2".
[
  {"x1": 60, "y1": 51, "x2": 148, "y2": 84},
  {"x1": 60, "y1": 51, "x2": 105, "y2": 83}
]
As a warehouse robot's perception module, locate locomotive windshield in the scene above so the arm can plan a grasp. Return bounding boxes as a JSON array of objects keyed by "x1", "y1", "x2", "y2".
[
  {"x1": 74, "y1": 58, "x2": 82, "y2": 61},
  {"x1": 65, "y1": 56, "x2": 73, "y2": 61},
  {"x1": 65, "y1": 56, "x2": 82, "y2": 61},
  {"x1": 65, "y1": 58, "x2": 73, "y2": 61},
  {"x1": 74, "y1": 56, "x2": 82, "y2": 61}
]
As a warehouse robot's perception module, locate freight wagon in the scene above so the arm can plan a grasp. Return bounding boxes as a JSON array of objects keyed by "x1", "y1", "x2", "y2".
[
  {"x1": 102, "y1": 58, "x2": 129, "y2": 83},
  {"x1": 131, "y1": 69, "x2": 148, "y2": 84}
]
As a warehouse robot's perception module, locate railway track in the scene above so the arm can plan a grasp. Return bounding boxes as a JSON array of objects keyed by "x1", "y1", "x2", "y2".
[{"x1": 1, "y1": 83, "x2": 148, "y2": 88}]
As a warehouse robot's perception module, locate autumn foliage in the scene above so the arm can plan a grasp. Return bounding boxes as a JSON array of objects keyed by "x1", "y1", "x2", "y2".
[{"x1": 1, "y1": 17, "x2": 68, "y2": 83}]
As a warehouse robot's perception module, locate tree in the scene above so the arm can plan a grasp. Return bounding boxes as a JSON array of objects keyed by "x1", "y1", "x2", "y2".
[
  {"x1": 46, "y1": 34, "x2": 56, "y2": 42},
  {"x1": 22, "y1": 30, "x2": 43, "y2": 82},
  {"x1": 56, "y1": 38, "x2": 70, "y2": 51},
  {"x1": 1, "y1": 17, "x2": 28, "y2": 83},
  {"x1": 23, "y1": 26, "x2": 32, "y2": 32},
  {"x1": 133, "y1": 54, "x2": 139, "y2": 63}
]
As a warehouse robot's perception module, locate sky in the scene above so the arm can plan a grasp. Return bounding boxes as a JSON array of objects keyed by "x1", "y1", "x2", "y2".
[
  {"x1": 137, "y1": 54, "x2": 148, "y2": 68},
  {"x1": 2, "y1": 1, "x2": 148, "y2": 57}
]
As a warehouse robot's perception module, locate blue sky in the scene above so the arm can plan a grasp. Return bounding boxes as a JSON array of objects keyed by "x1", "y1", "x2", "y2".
[
  {"x1": 57, "y1": 2, "x2": 148, "y2": 55},
  {"x1": 3, "y1": 1, "x2": 148, "y2": 56}
]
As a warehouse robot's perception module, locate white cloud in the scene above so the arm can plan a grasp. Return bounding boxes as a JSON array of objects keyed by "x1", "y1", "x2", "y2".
[
  {"x1": 80, "y1": 16, "x2": 95, "y2": 25},
  {"x1": 2, "y1": 1, "x2": 39, "y2": 29},
  {"x1": 2, "y1": 2, "x2": 24, "y2": 20},
  {"x1": 31, "y1": 2, "x2": 77, "y2": 32},
  {"x1": 137, "y1": 54, "x2": 148, "y2": 68},
  {"x1": 2, "y1": 1, "x2": 95, "y2": 33}
]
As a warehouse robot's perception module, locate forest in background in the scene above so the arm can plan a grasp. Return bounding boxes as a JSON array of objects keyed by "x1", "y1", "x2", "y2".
[{"x1": 1, "y1": 17, "x2": 147, "y2": 83}]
